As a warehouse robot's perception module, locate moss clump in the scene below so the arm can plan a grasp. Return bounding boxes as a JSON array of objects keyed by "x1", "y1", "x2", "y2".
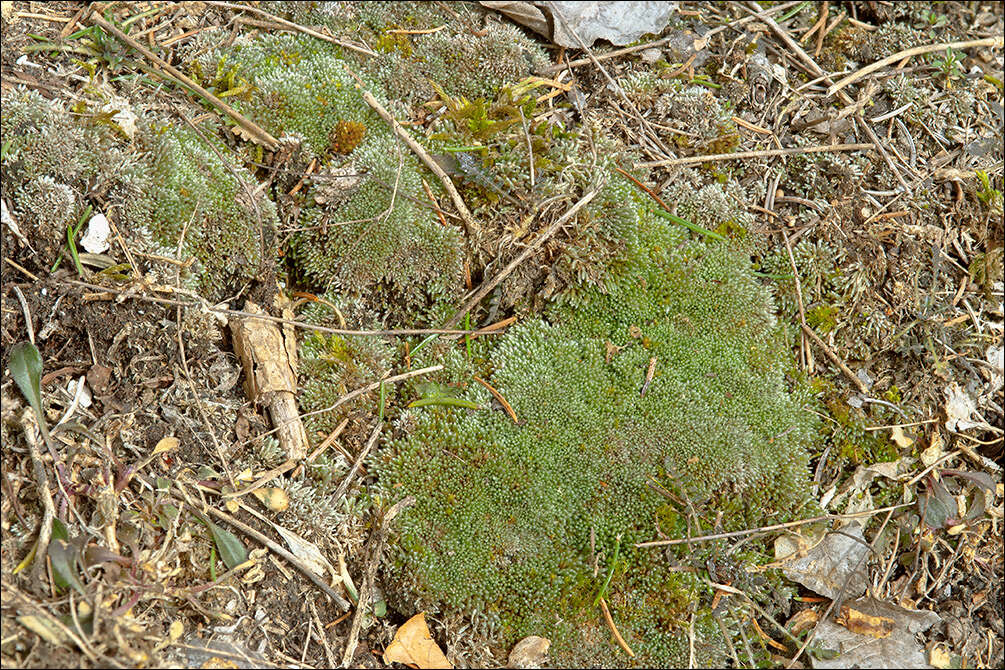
[
  {"x1": 1, "y1": 91, "x2": 275, "y2": 301},
  {"x1": 125, "y1": 121, "x2": 278, "y2": 300},
  {"x1": 373, "y1": 183, "x2": 818, "y2": 666},
  {"x1": 328, "y1": 119, "x2": 367, "y2": 155},
  {"x1": 191, "y1": 34, "x2": 464, "y2": 319}
]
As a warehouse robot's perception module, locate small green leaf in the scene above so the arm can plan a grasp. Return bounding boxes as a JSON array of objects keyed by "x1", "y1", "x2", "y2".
[
  {"x1": 48, "y1": 539, "x2": 86, "y2": 596},
  {"x1": 204, "y1": 520, "x2": 248, "y2": 570},
  {"x1": 9, "y1": 342, "x2": 45, "y2": 422}
]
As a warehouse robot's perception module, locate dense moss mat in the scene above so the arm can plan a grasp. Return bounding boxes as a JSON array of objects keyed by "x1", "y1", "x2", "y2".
[{"x1": 372, "y1": 179, "x2": 819, "y2": 666}]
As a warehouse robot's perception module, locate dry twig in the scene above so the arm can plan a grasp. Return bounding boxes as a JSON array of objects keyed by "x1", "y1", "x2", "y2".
[
  {"x1": 87, "y1": 13, "x2": 279, "y2": 149},
  {"x1": 828, "y1": 36, "x2": 1005, "y2": 97},
  {"x1": 444, "y1": 188, "x2": 599, "y2": 328},
  {"x1": 635, "y1": 143, "x2": 873, "y2": 169},
  {"x1": 205, "y1": 1, "x2": 376, "y2": 56}
]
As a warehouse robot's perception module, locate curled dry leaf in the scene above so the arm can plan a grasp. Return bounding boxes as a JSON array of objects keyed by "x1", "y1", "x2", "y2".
[
  {"x1": 251, "y1": 487, "x2": 289, "y2": 512},
  {"x1": 151, "y1": 436, "x2": 179, "y2": 456},
  {"x1": 890, "y1": 425, "x2": 913, "y2": 448},
  {"x1": 837, "y1": 605, "x2": 895, "y2": 638},
  {"x1": 383, "y1": 612, "x2": 452, "y2": 669}
]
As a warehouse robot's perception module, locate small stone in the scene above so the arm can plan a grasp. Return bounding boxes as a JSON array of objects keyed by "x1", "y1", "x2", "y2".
[{"x1": 507, "y1": 636, "x2": 550, "y2": 669}]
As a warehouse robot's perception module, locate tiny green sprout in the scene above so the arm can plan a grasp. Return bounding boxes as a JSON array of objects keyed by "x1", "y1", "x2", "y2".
[
  {"x1": 932, "y1": 48, "x2": 962, "y2": 87},
  {"x1": 975, "y1": 170, "x2": 1003, "y2": 213},
  {"x1": 593, "y1": 534, "x2": 623, "y2": 606},
  {"x1": 651, "y1": 207, "x2": 727, "y2": 241}
]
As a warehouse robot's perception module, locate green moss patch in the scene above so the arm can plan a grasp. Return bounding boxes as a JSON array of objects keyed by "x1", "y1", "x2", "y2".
[{"x1": 373, "y1": 183, "x2": 819, "y2": 666}]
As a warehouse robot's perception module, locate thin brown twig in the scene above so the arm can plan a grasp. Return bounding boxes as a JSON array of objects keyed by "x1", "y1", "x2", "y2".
[
  {"x1": 2, "y1": 579, "x2": 106, "y2": 665},
  {"x1": 828, "y1": 36, "x2": 1004, "y2": 97},
  {"x1": 330, "y1": 423, "x2": 381, "y2": 504},
  {"x1": 855, "y1": 114, "x2": 913, "y2": 195},
  {"x1": 635, "y1": 502, "x2": 911, "y2": 548},
  {"x1": 635, "y1": 143, "x2": 873, "y2": 169},
  {"x1": 61, "y1": 278, "x2": 511, "y2": 337},
  {"x1": 546, "y1": 2, "x2": 672, "y2": 159},
  {"x1": 599, "y1": 597, "x2": 635, "y2": 658},
  {"x1": 352, "y1": 82, "x2": 478, "y2": 233},
  {"x1": 443, "y1": 188, "x2": 599, "y2": 328},
  {"x1": 205, "y1": 1, "x2": 376, "y2": 56},
  {"x1": 156, "y1": 476, "x2": 352, "y2": 610},
  {"x1": 87, "y1": 13, "x2": 279, "y2": 150},
  {"x1": 21, "y1": 410, "x2": 56, "y2": 590},
  {"x1": 800, "y1": 323, "x2": 871, "y2": 395},
  {"x1": 473, "y1": 375, "x2": 519, "y2": 424},
  {"x1": 781, "y1": 230, "x2": 810, "y2": 370},
  {"x1": 340, "y1": 496, "x2": 415, "y2": 666}
]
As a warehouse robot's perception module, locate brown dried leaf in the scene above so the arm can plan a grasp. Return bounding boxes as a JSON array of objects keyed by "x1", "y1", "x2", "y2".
[
  {"x1": 383, "y1": 612, "x2": 452, "y2": 669},
  {"x1": 837, "y1": 605, "x2": 895, "y2": 638},
  {"x1": 151, "y1": 436, "x2": 179, "y2": 456}
]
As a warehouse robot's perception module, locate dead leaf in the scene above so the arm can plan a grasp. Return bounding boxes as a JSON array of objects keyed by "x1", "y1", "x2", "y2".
[
  {"x1": 507, "y1": 635, "x2": 551, "y2": 668},
  {"x1": 920, "y1": 432, "x2": 945, "y2": 467},
  {"x1": 890, "y1": 426, "x2": 913, "y2": 448},
  {"x1": 384, "y1": 612, "x2": 452, "y2": 669},
  {"x1": 151, "y1": 436, "x2": 179, "y2": 456},
  {"x1": 782, "y1": 522, "x2": 868, "y2": 600},
  {"x1": 17, "y1": 615, "x2": 67, "y2": 645},
  {"x1": 251, "y1": 487, "x2": 289, "y2": 512},
  {"x1": 811, "y1": 596, "x2": 940, "y2": 669},
  {"x1": 944, "y1": 382, "x2": 978, "y2": 431},
  {"x1": 272, "y1": 524, "x2": 337, "y2": 583},
  {"x1": 837, "y1": 605, "x2": 895, "y2": 638},
  {"x1": 786, "y1": 609, "x2": 819, "y2": 637}
]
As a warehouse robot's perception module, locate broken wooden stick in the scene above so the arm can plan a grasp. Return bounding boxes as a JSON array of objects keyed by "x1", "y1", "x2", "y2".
[{"x1": 230, "y1": 297, "x2": 309, "y2": 460}]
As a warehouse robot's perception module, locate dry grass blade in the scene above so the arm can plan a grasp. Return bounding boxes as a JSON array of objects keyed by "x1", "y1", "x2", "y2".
[
  {"x1": 352, "y1": 80, "x2": 478, "y2": 234},
  {"x1": 444, "y1": 188, "x2": 599, "y2": 328},
  {"x1": 473, "y1": 375, "x2": 519, "y2": 424},
  {"x1": 206, "y1": 1, "x2": 376, "y2": 56},
  {"x1": 828, "y1": 36, "x2": 1004, "y2": 97},
  {"x1": 635, "y1": 143, "x2": 873, "y2": 169},
  {"x1": 87, "y1": 13, "x2": 279, "y2": 150}
]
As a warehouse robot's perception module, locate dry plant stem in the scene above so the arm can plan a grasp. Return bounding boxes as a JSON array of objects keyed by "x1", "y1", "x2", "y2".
[
  {"x1": 341, "y1": 496, "x2": 415, "y2": 666},
  {"x1": 205, "y1": 1, "x2": 376, "y2": 56},
  {"x1": 309, "y1": 598, "x2": 338, "y2": 668},
  {"x1": 444, "y1": 188, "x2": 599, "y2": 328},
  {"x1": 599, "y1": 597, "x2": 635, "y2": 658},
  {"x1": 166, "y1": 479, "x2": 352, "y2": 610},
  {"x1": 21, "y1": 410, "x2": 56, "y2": 590},
  {"x1": 781, "y1": 230, "x2": 809, "y2": 369},
  {"x1": 744, "y1": 0, "x2": 853, "y2": 106},
  {"x1": 2, "y1": 579, "x2": 105, "y2": 665},
  {"x1": 828, "y1": 36, "x2": 1005, "y2": 96},
  {"x1": 330, "y1": 423, "x2": 381, "y2": 504},
  {"x1": 473, "y1": 375, "x2": 519, "y2": 424},
  {"x1": 63, "y1": 279, "x2": 510, "y2": 337},
  {"x1": 635, "y1": 142, "x2": 873, "y2": 168},
  {"x1": 635, "y1": 502, "x2": 911, "y2": 548},
  {"x1": 355, "y1": 86, "x2": 477, "y2": 233},
  {"x1": 855, "y1": 114, "x2": 912, "y2": 194},
  {"x1": 800, "y1": 323, "x2": 870, "y2": 395},
  {"x1": 546, "y1": 2, "x2": 672, "y2": 159},
  {"x1": 177, "y1": 320, "x2": 236, "y2": 487},
  {"x1": 221, "y1": 416, "x2": 346, "y2": 498},
  {"x1": 296, "y1": 364, "x2": 442, "y2": 428},
  {"x1": 88, "y1": 13, "x2": 278, "y2": 149}
]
